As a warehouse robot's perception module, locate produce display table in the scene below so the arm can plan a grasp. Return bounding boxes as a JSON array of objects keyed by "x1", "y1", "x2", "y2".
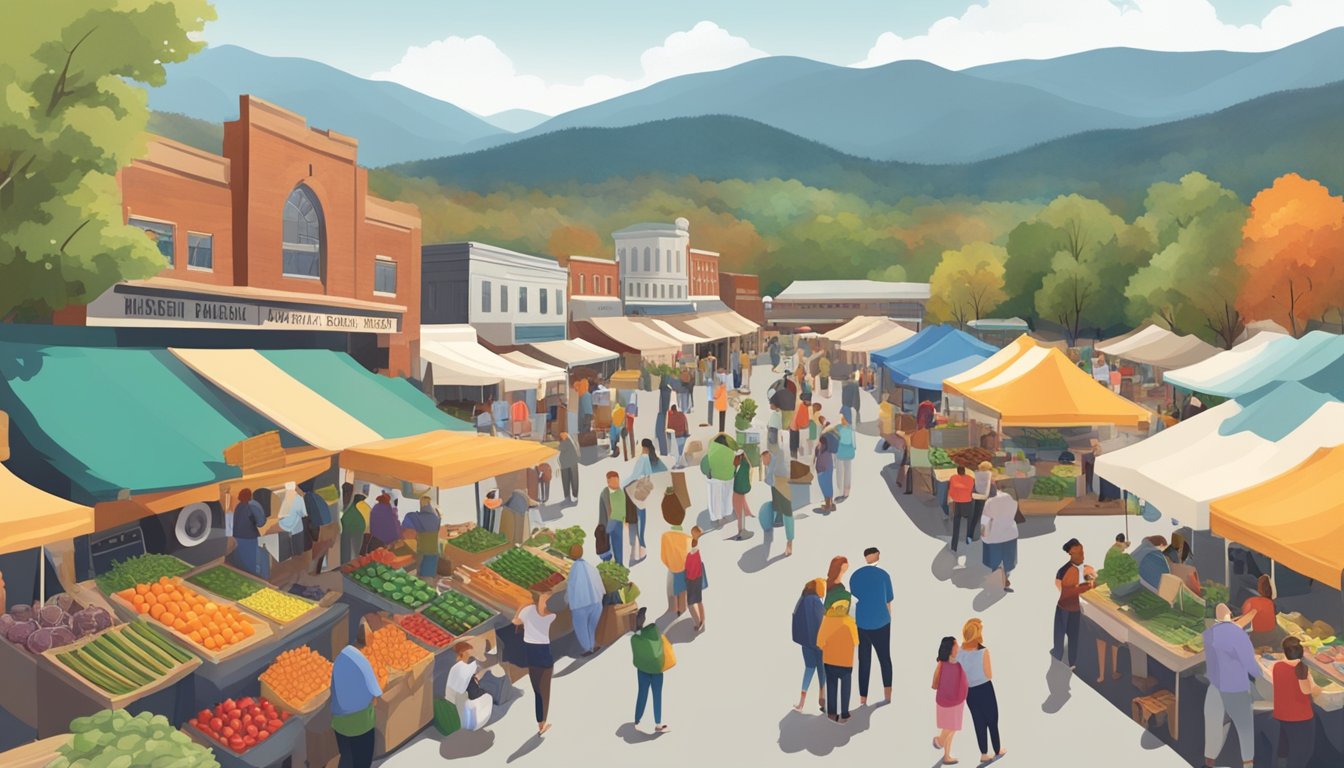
[
  {"x1": 1080, "y1": 585, "x2": 1204, "y2": 739},
  {"x1": 190, "y1": 601, "x2": 348, "y2": 711},
  {"x1": 0, "y1": 631, "x2": 41, "y2": 728},
  {"x1": 35, "y1": 655, "x2": 194, "y2": 737},
  {"x1": 339, "y1": 575, "x2": 425, "y2": 640},
  {"x1": 184, "y1": 713, "x2": 304, "y2": 768}
]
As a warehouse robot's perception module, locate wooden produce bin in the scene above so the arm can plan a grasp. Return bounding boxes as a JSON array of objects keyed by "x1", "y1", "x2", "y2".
[
  {"x1": 107, "y1": 584, "x2": 274, "y2": 664},
  {"x1": 0, "y1": 631, "x2": 41, "y2": 727},
  {"x1": 440, "y1": 538, "x2": 510, "y2": 573},
  {"x1": 0, "y1": 734, "x2": 72, "y2": 768},
  {"x1": 39, "y1": 625, "x2": 201, "y2": 709},
  {"x1": 609, "y1": 370, "x2": 641, "y2": 393}
]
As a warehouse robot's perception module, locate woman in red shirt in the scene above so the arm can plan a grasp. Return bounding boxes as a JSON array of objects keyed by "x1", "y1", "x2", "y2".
[
  {"x1": 1273, "y1": 636, "x2": 1320, "y2": 768},
  {"x1": 947, "y1": 466, "x2": 977, "y2": 554},
  {"x1": 1241, "y1": 575, "x2": 1277, "y2": 645}
]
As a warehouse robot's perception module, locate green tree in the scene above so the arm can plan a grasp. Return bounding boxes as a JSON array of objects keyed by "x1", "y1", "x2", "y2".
[
  {"x1": 1030, "y1": 195, "x2": 1127, "y2": 343},
  {"x1": 999, "y1": 221, "x2": 1062, "y2": 320},
  {"x1": 0, "y1": 0, "x2": 214, "y2": 320},
  {"x1": 927, "y1": 242, "x2": 1007, "y2": 328},
  {"x1": 1126, "y1": 174, "x2": 1249, "y2": 347}
]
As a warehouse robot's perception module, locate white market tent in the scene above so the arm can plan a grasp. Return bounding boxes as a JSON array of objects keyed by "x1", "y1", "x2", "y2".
[
  {"x1": 823, "y1": 316, "x2": 884, "y2": 343},
  {"x1": 1096, "y1": 324, "x2": 1219, "y2": 370},
  {"x1": 526, "y1": 338, "x2": 619, "y2": 368},
  {"x1": 420, "y1": 325, "x2": 565, "y2": 392},
  {"x1": 840, "y1": 320, "x2": 916, "y2": 354},
  {"x1": 501, "y1": 350, "x2": 568, "y2": 379},
  {"x1": 1096, "y1": 387, "x2": 1344, "y2": 529},
  {"x1": 635, "y1": 317, "x2": 709, "y2": 345},
  {"x1": 1161, "y1": 332, "x2": 1293, "y2": 396}
]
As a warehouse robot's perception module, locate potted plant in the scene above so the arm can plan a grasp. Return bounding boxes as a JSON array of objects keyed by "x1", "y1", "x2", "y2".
[{"x1": 735, "y1": 397, "x2": 757, "y2": 432}]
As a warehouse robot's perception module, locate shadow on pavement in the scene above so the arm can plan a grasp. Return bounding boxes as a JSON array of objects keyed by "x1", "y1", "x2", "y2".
[
  {"x1": 615, "y1": 722, "x2": 665, "y2": 744},
  {"x1": 439, "y1": 728, "x2": 496, "y2": 759},
  {"x1": 738, "y1": 537, "x2": 789, "y2": 574},
  {"x1": 1041, "y1": 658, "x2": 1073, "y2": 713},
  {"x1": 666, "y1": 619, "x2": 703, "y2": 644},
  {"x1": 1014, "y1": 516, "x2": 1059, "y2": 540},
  {"x1": 776, "y1": 704, "x2": 876, "y2": 756},
  {"x1": 505, "y1": 732, "x2": 544, "y2": 763}
]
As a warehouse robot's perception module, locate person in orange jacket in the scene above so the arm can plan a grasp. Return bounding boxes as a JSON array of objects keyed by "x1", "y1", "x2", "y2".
[{"x1": 817, "y1": 599, "x2": 859, "y2": 723}]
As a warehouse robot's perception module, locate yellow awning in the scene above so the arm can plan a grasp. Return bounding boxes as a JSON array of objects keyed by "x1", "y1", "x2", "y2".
[
  {"x1": 944, "y1": 335, "x2": 1152, "y2": 428},
  {"x1": 1210, "y1": 446, "x2": 1344, "y2": 589},
  {"x1": 340, "y1": 430, "x2": 557, "y2": 489},
  {"x1": 171, "y1": 348, "x2": 382, "y2": 450},
  {"x1": 1, "y1": 462, "x2": 94, "y2": 555}
]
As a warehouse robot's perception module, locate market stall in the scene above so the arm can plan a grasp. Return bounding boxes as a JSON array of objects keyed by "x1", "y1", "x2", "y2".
[
  {"x1": 1160, "y1": 330, "x2": 1294, "y2": 398},
  {"x1": 573, "y1": 315, "x2": 679, "y2": 367},
  {"x1": 525, "y1": 338, "x2": 621, "y2": 380}
]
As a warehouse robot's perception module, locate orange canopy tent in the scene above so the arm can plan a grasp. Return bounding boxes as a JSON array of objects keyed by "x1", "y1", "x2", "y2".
[
  {"x1": 943, "y1": 335, "x2": 1151, "y2": 428},
  {"x1": 0, "y1": 462, "x2": 94, "y2": 556},
  {"x1": 340, "y1": 430, "x2": 557, "y2": 489},
  {"x1": 1210, "y1": 445, "x2": 1344, "y2": 589}
]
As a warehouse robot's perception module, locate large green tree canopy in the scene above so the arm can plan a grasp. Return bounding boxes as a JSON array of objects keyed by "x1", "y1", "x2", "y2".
[{"x1": 0, "y1": 0, "x2": 214, "y2": 320}]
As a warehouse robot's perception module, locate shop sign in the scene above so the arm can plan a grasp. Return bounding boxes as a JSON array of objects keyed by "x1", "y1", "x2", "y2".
[{"x1": 87, "y1": 285, "x2": 400, "y2": 333}]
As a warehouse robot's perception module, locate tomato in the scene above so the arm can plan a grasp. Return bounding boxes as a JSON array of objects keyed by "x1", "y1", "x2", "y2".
[
  {"x1": 267, "y1": 718, "x2": 284, "y2": 731},
  {"x1": 244, "y1": 735, "x2": 256, "y2": 747},
  {"x1": 197, "y1": 709, "x2": 212, "y2": 722},
  {"x1": 229, "y1": 718, "x2": 242, "y2": 731},
  {"x1": 245, "y1": 724, "x2": 259, "y2": 737},
  {"x1": 254, "y1": 713, "x2": 268, "y2": 726},
  {"x1": 238, "y1": 696, "x2": 255, "y2": 708},
  {"x1": 221, "y1": 726, "x2": 235, "y2": 737},
  {"x1": 210, "y1": 716, "x2": 224, "y2": 730},
  {"x1": 258, "y1": 729, "x2": 271, "y2": 740},
  {"x1": 229, "y1": 737, "x2": 246, "y2": 752}
]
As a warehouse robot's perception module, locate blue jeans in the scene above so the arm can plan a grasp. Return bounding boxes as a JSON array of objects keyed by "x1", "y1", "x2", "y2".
[
  {"x1": 571, "y1": 603, "x2": 601, "y2": 652},
  {"x1": 417, "y1": 555, "x2": 439, "y2": 577},
  {"x1": 818, "y1": 469, "x2": 834, "y2": 500},
  {"x1": 607, "y1": 519, "x2": 624, "y2": 566},
  {"x1": 635, "y1": 670, "x2": 664, "y2": 724},
  {"x1": 609, "y1": 426, "x2": 622, "y2": 454},
  {"x1": 636, "y1": 507, "x2": 647, "y2": 548},
  {"x1": 759, "y1": 501, "x2": 795, "y2": 542}
]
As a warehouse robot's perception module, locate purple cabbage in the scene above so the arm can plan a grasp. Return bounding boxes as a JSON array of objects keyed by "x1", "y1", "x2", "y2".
[
  {"x1": 0, "y1": 614, "x2": 14, "y2": 636},
  {"x1": 37, "y1": 605, "x2": 66, "y2": 628},
  {"x1": 6, "y1": 619, "x2": 39, "y2": 645},
  {"x1": 25, "y1": 627, "x2": 54, "y2": 654},
  {"x1": 9, "y1": 604, "x2": 32, "y2": 622},
  {"x1": 49, "y1": 626, "x2": 76, "y2": 648}
]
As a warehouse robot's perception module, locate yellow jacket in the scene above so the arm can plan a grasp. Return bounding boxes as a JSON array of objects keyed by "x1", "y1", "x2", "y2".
[
  {"x1": 817, "y1": 603, "x2": 858, "y2": 667},
  {"x1": 660, "y1": 528, "x2": 691, "y2": 572}
]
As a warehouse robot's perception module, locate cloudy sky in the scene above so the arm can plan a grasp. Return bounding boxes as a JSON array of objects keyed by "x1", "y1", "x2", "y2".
[{"x1": 204, "y1": 0, "x2": 1344, "y2": 116}]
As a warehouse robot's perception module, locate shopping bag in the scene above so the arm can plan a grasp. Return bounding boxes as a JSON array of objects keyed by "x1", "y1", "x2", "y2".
[
  {"x1": 627, "y1": 476, "x2": 654, "y2": 504},
  {"x1": 462, "y1": 695, "x2": 493, "y2": 731},
  {"x1": 660, "y1": 635, "x2": 677, "y2": 671},
  {"x1": 433, "y1": 698, "x2": 461, "y2": 736}
]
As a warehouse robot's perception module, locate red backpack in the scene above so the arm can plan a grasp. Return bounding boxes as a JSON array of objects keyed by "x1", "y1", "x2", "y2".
[{"x1": 685, "y1": 549, "x2": 704, "y2": 581}]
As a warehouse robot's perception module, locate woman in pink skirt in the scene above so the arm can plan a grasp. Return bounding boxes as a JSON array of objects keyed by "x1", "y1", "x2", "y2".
[{"x1": 932, "y1": 636, "x2": 968, "y2": 765}]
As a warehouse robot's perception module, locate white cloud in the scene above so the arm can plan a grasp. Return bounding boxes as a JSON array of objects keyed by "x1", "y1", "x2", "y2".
[
  {"x1": 373, "y1": 21, "x2": 766, "y2": 117},
  {"x1": 857, "y1": 0, "x2": 1344, "y2": 70}
]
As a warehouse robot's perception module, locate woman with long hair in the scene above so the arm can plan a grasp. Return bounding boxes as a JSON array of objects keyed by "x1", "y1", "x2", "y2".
[
  {"x1": 824, "y1": 556, "x2": 851, "y2": 608},
  {"x1": 932, "y1": 636, "x2": 967, "y2": 766},
  {"x1": 960, "y1": 619, "x2": 1005, "y2": 763},
  {"x1": 1273, "y1": 636, "x2": 1322, "y2": 768},
  {"x1": 625, "y1": 438, "x2": 666, "y2": 561},
  {"x1": 791, "y1": 579, "x2": 826, "y2": 712},
  {"x1": 514, "y1": 591, "x2": 557, "y2": 736}
]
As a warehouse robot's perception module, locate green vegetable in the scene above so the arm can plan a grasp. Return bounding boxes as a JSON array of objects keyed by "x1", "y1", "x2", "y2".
[
  {"x1": 929, "y1": 447, "x2": 955, "y2": 469},
  {"x1": 1097, "y1": 547, "x2": 1139, "y2": 588},
  {"x1": 95, "y1": 554, "x2": 190, "y2": 594},
  {"x1": 1031, "y1": 475, "x2": 1075, "y2": 498},
  {"x1": 422, "y1": 590, "x2": 494, "y2": 635},
  {"x1": 127, "y1": 620, "x2": 193, "y2": 664},
  {"x1": 487, "y1": 548, "x2": 556, "y2": 589},
  {"x1": 446, "y1": 527, "x2": 508, "y2": 553},
  {"x1": 551, "y1": 526, "x2": 586, "y2": 554},
  {"x1": 186, "y1": 565, "x2": 265, "y2": 600},
  {"x1": 597, "y1": 560, "x2": 630, "y2": 593},
  {"x1": 50, "y1": 709, "x2": 218, "y2": 768},
  {"x1": 350, "y1": 563, "x2": 434, "y2": 608}
]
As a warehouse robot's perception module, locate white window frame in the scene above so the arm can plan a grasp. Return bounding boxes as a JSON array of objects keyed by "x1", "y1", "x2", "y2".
[
  {"x1": 186, "y1": 230, "x2": 213, "y2": 272},
  {"x1": 373, "y1": 255, "x2": 397, "y2": 297}
]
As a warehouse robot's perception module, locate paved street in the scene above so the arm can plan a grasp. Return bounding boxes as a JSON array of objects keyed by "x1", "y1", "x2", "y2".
[{"x1": 381, "y1": 362, "x2": 1191, "y2": 767}]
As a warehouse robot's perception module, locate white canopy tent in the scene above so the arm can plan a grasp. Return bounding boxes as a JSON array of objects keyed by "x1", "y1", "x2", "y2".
[
  {"x1": 824, "y1": 316, "x2": 884, "y2": 343},
  {"x1": 1096, "y1": 324, "x2": 1219, "y2": 370},
  {"x1": 420, "y1": 325, "x2": 564, "y2": 392},
  {"x1": 526, "y1": 338, "x2": 619, "y2": 368},
  {"x1": 840, "y1": 320, "x2": 916, "y2": 354},
  {"x1": 1161, "y1": 332, "x2": 1292, "y2": 395},
  {"x1": 1096, "y1": 396, "x2": 1344, "y2": 529}
]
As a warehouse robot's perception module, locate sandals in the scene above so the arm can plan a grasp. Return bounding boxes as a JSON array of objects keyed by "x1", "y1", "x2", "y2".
[{"x1": 655, "y1": 724, "x2": 670, "y2": 733}]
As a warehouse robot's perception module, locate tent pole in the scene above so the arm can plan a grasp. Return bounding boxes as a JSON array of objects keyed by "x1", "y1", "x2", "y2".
[
  {"x1": 1224, "y1": 538, "x2": 1230, "y2": 588},
  {"x1": 39, "y1": 545, "x2": 46, "y2": 608},
  {"x1": 474, "y1": 481, "x2": 481, "y2": 522}
]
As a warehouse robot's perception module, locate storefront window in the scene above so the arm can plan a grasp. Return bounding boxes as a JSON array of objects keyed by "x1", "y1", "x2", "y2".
[
  {"x1": 187, "y1": 232, "x2": 212, "y2": 270},
  {"x1": 374, "y1": 258, "x2": 397, "y2": 295},
  {"x1": 130, "y1": 217, "x2": 174, "y2": 263},
  {"x1": 282, "y1": 185, "x2": 324, "y2": 279},
  {"x1": 482, "y1": 280, "x2": 492, "y2": 312}
]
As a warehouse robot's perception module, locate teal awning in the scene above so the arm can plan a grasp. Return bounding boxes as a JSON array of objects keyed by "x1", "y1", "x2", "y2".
[
  {"x1": 258, "y1": 349, "x2": 470, "y2": 437},
  {"x1": 0, "y1": 341, "x2": 278, "y2": 502}
]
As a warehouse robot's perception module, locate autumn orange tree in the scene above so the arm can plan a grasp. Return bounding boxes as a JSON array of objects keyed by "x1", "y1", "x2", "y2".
[{"x1": 1236, "y1": 174, "x2": 1344, "y2": 337}]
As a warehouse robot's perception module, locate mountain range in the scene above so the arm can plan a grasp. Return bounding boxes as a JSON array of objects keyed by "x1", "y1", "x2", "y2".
[
  {"x1": 152, "y1": 30, "x2": 1344, "y2": 166},
  {"x1": 388, "y1": 79, "x2": 1344, "y2": 211}
]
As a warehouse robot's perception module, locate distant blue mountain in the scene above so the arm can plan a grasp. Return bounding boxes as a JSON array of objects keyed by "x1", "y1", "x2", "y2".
[
  {"x1": 478, "y1": 109, "x2": 550, "y2": 133},
  {"x1": 150, "y1": 45, "x2": 505, "y2": 166}
]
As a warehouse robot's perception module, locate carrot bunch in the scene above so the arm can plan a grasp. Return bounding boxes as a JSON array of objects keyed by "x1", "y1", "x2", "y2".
[
  {"x1": 119, "y1": 576, "x2": 256, "y2": 651},
  {"x1": 259, "y1": 646, "x2": 332, "y2": 706},
  {"x1": 361, "y1": 625, "x2": 430, "y2": 688}
]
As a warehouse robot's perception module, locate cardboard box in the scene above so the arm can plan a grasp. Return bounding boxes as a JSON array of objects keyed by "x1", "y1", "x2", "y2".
[{"x1": 373, "y1": 651, "x2": 435, "y2": 756}]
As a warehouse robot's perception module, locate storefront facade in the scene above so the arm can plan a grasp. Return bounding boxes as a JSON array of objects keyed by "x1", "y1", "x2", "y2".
[
  {"x1": 54, "y1": 96, "x2": 422, "y2": 376},
  {"x1": 688, "y1": 247, "x2": 720, "y2": 298},
  {"x1": 565, "y1": 255, "x2": 619, "y2": 299},
  {"x1": 719, "y1": 271, "x2": 764, "y2": 325},
  {"x1": 421, "y1": 241, "x2": 568, "y2": 348},
  {"x1": 766, "y1": 279, "x2": 929, "y2": 332}
]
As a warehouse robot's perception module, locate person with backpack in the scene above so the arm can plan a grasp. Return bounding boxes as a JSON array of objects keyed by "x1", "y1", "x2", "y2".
[
  {"x1": 685, "y1": 526, "x2": 708, "y2": 632},
  {"x1": 630, "y1": 607, "x2": 673, "y2": 733},
  {"x1": 792, "y1": 578, "x2": 826, "y2": 713},
  {"x1": 932, "y1": 635, "x2": 969, "y2": 766},
  {"x1": 818, "y1": 599, "x2": 859, "y2": 723}
]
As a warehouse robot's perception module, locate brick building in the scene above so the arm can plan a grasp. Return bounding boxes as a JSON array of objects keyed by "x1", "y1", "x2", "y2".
[
  {"x1": 718, "y1": 272, "x2": 764, "y2": 325},
  {"x1": 566, "y1": 255, "x2": 620, "y2": 298},
  {"x1": 688, "y1": 248, "x2": 720, "y2": 298},
  {"x1": 57, "y1": 96, "x2": 422, "y2": 376}
]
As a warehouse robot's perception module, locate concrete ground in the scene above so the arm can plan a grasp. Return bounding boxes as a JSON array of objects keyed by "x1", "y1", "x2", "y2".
[{"x1": 379, "y1": 362, "x2": 1194, "y2": 768}]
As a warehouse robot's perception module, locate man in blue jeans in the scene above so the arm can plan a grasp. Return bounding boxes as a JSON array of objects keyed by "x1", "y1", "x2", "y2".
[
  {"x1": 598, "y1": 471, "x2": 636, "y2": 566},
  {"x1": 848, "y1": 546, "x2": 894, "y2": 704}
]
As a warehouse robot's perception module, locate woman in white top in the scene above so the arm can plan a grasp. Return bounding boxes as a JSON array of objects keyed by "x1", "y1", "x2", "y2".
[
  {"x1": 979, "y1": 486, "x2": 1020, "y2": 590},
  {"x1": 445, "y1": 642, "x2": 482, "y2": 709},
  {"x1": 960, "y1": 618, "x2": 1005, "y2": 763},
  {"x1": 515, "y1": 592, "x2": 558, "y2": 735}
]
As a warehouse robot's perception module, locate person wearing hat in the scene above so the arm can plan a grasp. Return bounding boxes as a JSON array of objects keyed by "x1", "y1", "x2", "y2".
[
  {"x1": 368, "y1": 492, "x2": 401, "y2": 551},
  {"x1": 1051, "y1": 538, "x2": 1095, "y2": 669}
]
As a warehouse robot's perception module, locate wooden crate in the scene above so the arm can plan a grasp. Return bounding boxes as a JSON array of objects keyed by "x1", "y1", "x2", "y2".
[
  {"x1": 107, "y1": 581, "x2": 273, "y2": 664},
  {"x1": 41, "y1": 623, "x2": 201, "y2": 709},
  {"x1": 261, "y1": 678, "x2": 330, "y2": 717}
]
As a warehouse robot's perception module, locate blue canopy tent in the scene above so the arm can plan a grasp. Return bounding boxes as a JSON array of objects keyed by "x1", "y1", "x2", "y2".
[
  {"x1": 870, "y1": 324, "x2": 955, "y2": 367},
  {"x1": 878, "y1": 328, "x2": 996, "y2": 407}
]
